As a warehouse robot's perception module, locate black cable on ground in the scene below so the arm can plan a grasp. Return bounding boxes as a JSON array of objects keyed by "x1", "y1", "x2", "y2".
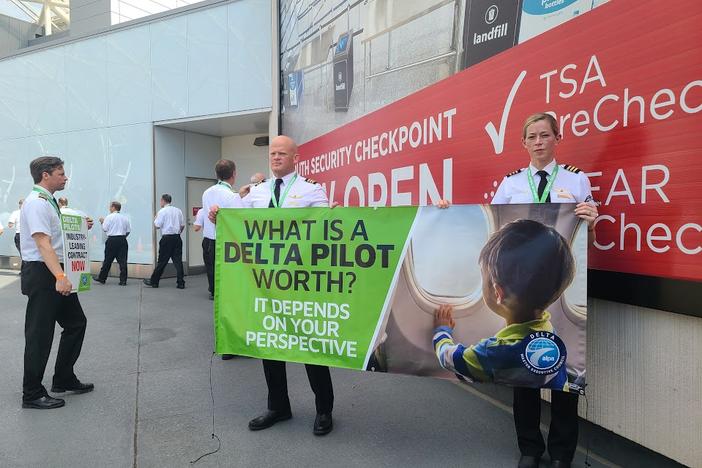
[
  {"x1": 583, "y1": 391, "x2": 591, "y2": 467},
  {"x1": 190, "y1": 352, "x2": 221, "y2": 464}
]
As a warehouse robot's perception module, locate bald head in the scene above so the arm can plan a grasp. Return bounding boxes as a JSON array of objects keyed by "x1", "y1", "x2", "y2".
[
  {"x1": 250, "y1": 172, "x2": 266, "y2": 183},
  {"x1": 270, "y1": 135, "x2": 298, "y2": 154},
  {"x1": 269, "y1": 135, "x2": 299, "y2": 177}
]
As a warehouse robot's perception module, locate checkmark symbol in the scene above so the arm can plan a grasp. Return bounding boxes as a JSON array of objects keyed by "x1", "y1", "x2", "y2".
[{"x1": 485, "y1": 70, "x2": 527, "y2": 155}]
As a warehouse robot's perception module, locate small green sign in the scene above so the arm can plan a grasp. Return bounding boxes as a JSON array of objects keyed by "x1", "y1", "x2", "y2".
[
  {"x1": 78, "y1": 273, "x2": 92, "y2": 292},
  {"x1": 61, "y1": 213, "x2": 91, "y2": 293}
]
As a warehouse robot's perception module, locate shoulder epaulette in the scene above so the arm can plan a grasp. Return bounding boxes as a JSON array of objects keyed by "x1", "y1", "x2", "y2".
[
  {"x1": 37, "y1": 193, "x2": 50, "y2": 201},
  {"x1": 305, "y1": 177, "x2": 320, "y2": 185},
  {"x1": 505, "y1": 169, "x2": 523, "y2": 178},
  {"x1": 254, "y1": 179, "x2": 266, "y2": 186},
  {"x1": 562, "y1": 164, "x2": 581, "y2": 173}
]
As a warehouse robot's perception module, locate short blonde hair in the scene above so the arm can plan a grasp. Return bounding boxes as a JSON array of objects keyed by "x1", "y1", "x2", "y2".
[{"x1": 522, "y1": 113, "x2": 559, "y2": 139}]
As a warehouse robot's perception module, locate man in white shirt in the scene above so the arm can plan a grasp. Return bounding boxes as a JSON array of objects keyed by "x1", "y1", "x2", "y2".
[
  {"x1": 58, "y1": 197, "x2": 90, "y2": 219},
  {"x1": 143, "y1": 194, "x2": 185, "y2": 289},
  {"x1": 7, "y1": 198, "x2": 24, "y2": 257},
  {"x1": 201, "y1": 159, "x2": 242, "y2": 300},
  {"x1": 7, "y1": 199, "x2": 24, "y2": 255},
  {"x1": 20, "y1": 156, "x2": 93, "y2": 410},
  {"x1": 213, "y1": 135, "x2": 335, "y2": 436},
  {"x1": 193, "y1": 208, "x2": 204, "y2": 232},
  {"x1": 96, "y1": 201, "x2": 131, "y2": 285}
]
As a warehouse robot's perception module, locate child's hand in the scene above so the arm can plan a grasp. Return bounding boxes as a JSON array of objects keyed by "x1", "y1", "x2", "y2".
[{"x1": 434, "y1": 304, "x2": 456, "y2": 329}]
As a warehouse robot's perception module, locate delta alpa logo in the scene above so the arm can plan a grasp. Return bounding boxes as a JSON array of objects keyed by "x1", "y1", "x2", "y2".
[{"x1": 520, "y1": 332, "x2": 567, "y2": 375}]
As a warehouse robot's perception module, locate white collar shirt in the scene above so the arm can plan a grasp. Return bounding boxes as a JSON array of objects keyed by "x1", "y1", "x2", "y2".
[
  {"x1": 103, "y1": 212, "x2": 131, "y2": 236},
  {"x1": 193, "y1": 207, "x2": 205, "y2": 228},
  {"x1": 202, "y1": 181, "x2": 243, "y2": 239},
  {"x1": 154, "y1": 205, "x2": 185, "y2": 235},
  {"x1": 491, "y1": 159, "x2": 593, "y2": 205},
  {"x1": 20, "y1": 187, "x2": 64, "y2": 261},
  {"x1": 241, "y1": 172, "x2": 329, "y2": 209},
  {"x1": 7, "y1": 209, "x2": 21, "y2": 233},
  {"x1": 528, "y1": 159, "x2": 558, "y2": 180}
]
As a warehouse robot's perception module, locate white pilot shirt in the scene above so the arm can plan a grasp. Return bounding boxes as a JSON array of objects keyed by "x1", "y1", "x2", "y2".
[
  {"x1": 8, "y1": 209, "x2": 21, "y2": 233},
  {"x1": 154, "y1": 204, "x2": 185, "y2": 235},
  {"x1": 20, "y1": 186, "x2": 64, "y2": 261},
  {"x1": 193, "y1": 208, "x2": 205, "y2": 229},
  {"x1": 491, "y1": 159, "x2": 593, "y2": 205},
  {"x1": 102, "y1": 212, "x2": 131, "y2": 236},
  {"x1": 241, "y1": 172, "x2": 329, "y2": 208},
  {"x1": 202, "y1": 181, "x2": 243, "y2": 240}
]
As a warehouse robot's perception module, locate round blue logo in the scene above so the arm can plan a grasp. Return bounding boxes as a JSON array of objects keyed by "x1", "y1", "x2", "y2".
[
  {"x1": 525, "y1": 338, "x2": 560, "y2": 370},
  {"x1": 520, "y1": 333, "x2": 567, "y2": 375}
]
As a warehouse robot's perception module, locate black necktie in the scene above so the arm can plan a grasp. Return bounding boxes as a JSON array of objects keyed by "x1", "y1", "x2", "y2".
[
  {"x1": 52, "y1": 197, "x2": 62, "y2": 216},
  {"x1": 536, "y1": 170, "x2": 551, "y2": 203},
  {"x1": 268, "y1": 178, "x2": 284, "y2": 208}
]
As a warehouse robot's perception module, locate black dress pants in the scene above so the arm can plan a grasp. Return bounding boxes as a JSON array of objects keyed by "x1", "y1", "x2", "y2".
[
  {"x1": 202, "y1": 237, "x2": 215, "y2": 294},
  {"x1": 21, "y1": 262, "x2": 87, "y2": 401},
  {"x1": 150, "y1": 234, "x2": 184, "y2": 286},
  {"x1": 98, "y1": 235, "x2": 128, "y2": 283},
  {"x1": 513, "y1": 387, "x2": 579, "y2": 462},
  {"x1": 14, "y1": 232, "x2": 21, "y2": 256},
  {"x1": 263, "y1": 359, "x2": 334, "y2": 414}
]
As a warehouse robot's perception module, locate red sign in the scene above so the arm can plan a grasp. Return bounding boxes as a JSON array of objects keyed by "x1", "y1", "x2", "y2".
[{"x1": 297, "y1": 0, "x2": 702, "y2": 283}]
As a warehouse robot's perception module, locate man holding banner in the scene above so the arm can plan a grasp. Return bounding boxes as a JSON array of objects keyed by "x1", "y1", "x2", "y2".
[
  {"x1": 19, "y1": 156, "x2": 92, "y2": 410},
  {"x1": 214, "y1": 135, "x2": 335, "y2": 435},
  {"x1": 492, "y1": 113, "x2": 598, "y2": 468}
]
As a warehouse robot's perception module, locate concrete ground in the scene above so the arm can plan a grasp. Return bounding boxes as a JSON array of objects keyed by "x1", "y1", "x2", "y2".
[{"x1": 0, "y1": 271, "x2": 681, "y2": 468}]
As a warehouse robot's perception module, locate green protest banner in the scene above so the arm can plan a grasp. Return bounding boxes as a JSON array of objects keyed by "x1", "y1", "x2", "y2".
[{"x1": 214, "y1": 207, "x2": 418, "y2": 370}]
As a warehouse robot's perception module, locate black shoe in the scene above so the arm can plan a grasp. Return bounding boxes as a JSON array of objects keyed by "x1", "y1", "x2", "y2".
[
  {"x1": 550, "y1": 460, "x2": 571, "y2": 468},
  {"x1": 248, "y1": 410, "x2": 292, "y2": 431},
  {"x1": 177, "y1": 283, "x2": 185, "y2": 289},
  {"x1": 221, "y1": 354, "x2": 235, "y2": 360},
  {"x1": 143, "y1": 278, "x2": 158, "y2": 288},
  {"x1": 518, "y1": 455, "x2": 540, "y2": 468},
  {"x1": 209, "y1": 293, "x2": 214, "y2": 300},
  {"x1": 93, "y1": 277, "x2": 106, "y2": 284},
  {"x1": 51, "y1": 382, "x2": 94, "y2": 394},
  {"x1": 313, "y1": 413, "x2": 333, "y2": 436},
  {"x1": 22, "y1": 395, "x2": 65, "y2": 409},
  {"x1": 119, "y1": 282, "x2": 127, "y2": 286}
]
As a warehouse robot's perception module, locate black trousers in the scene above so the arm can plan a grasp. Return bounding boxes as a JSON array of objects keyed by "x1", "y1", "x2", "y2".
[
  {"x1": 202, "y1": 237, "x2": 215, "y2": 294},
  {"x1": 150, "y1": 234, "x2": 184, "y2": 286},
  {"x1": 513, "y1": 387, "x2": 579, "y2": 462},
  {"x1": 98, "y1": 235, "x2": 128, "y2": 283},
  {"x1": 21, "y1": 262, "x2": 87, "y2": 401},
  {"x1": 14, "y1": 232, "x2": 21, "y2": 256},
  {"x1": 263, "y1": 359, "x2": 334, "y2": 414}
]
